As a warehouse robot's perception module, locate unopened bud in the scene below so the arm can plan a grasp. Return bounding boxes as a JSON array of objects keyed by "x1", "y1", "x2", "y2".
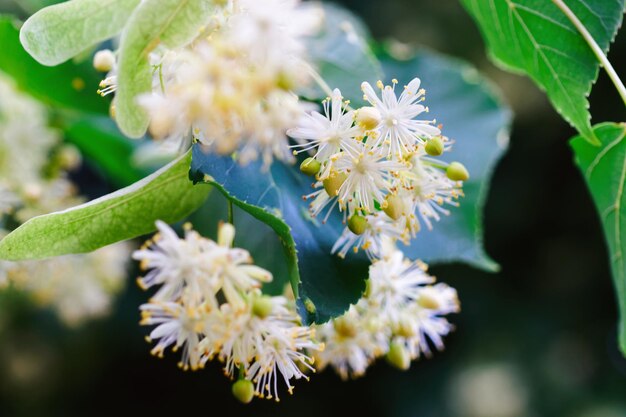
[
  {"x1": 348, "y1": 214, "x2": 368, "y2": 235},
  {"x1": 383, "y1": 194, "x2": 404, "y2": 220},
  {"x1": 323, "y1": 172, "x2": 347, "y2": 197},
  {"x1": 425, "y1": 137, "x2": 444, "y2": 156},
  {"x1": 333, "y1": 316, "x2": 357, "y2": 338},
  {"x1": 446, "y1": 162, "x2": 469, "y2": 181},
  {"x1": 300, "y1": 157, "x2": 321, "y2": 176},
  {"x1": 418, "y1": 292, "x2": 440, "y2": 310},
  {"x1": 252, "y1": 296, "x2": 273, "y2": 319},
  {"x1": 386, "y1": 341, "x2": 411, "y2": 370},
  {"x1": 57, "y1": 145, "x2": 82, "y2": 170},
  {"x1": 93, "y1": 49, "x2": 116, "y2": 72},
  {"x1": 356, "y1": 106, "x2": 381, "y2": 130},
  {"x1": 232, "y1": 379, "x2": 255, "y2": 404}
]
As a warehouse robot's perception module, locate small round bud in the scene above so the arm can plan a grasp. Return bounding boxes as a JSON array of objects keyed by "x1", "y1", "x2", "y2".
[
  {"x1": 333, "y1": 316, "x2": 357, "y2": 338},
  {"x1": 57, "y1": 145, "x2": 82, "y2": 170},
  {"x1": 323, "y1": 172, "x2": 347, "y2": 197},
  {"x1": 252, "y1": 296, "x2": 273, "y2": 319},
  {"x1": 232, "y1": 379, "x2": 255, "y2": 404},
  {"x1": 22, "y1": 182, "x2": 42, "y2": 202},
  {"x1": 418, "y1": 292, "x2": 440, "y2": 310},
  {"x1": 393, "y1": 317, "x2": 415, "y2": 338},
  {"x1": 383, "y1": 194, "x2": 404, "y2": 221},
  {"x1": 446, "y1": 162, "x2": 469, "y2": 181},
  {"x1": 300, "y1": 157, "x2": 321, "y2": 176},
  {"x1": 348, "y1": 214, "x2": 368, "y2": 235},
  {"x1": 93, "y1": 49, "x2": 116, "y2": 72},
  {"x1": 386, "y1": 341, "x2": 411, "y2": 370},
  {"x1": 356, "y1": 106, "x2": 381, "y2": 131},
  {"x1": 363, "y1": 279, "x2": 372, "y2": 298},
  {"x1": 425, "y1": 137, "x2": 444, "y2": 156}
]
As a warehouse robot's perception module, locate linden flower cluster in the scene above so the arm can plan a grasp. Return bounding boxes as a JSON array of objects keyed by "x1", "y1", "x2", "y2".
[
  {"x1": 97, "y1": 0, "x2": 322, "y2": 167},
  {"x1": 0, "y1": 73, "x2": 129, "y2": 325},
  {"x1": 134, "y1": 221, "x2": 323, "y2": 402},
  {"x1": 288, "y1": 79, "x2": 469, "y2": 260},
  {"x1": 313, "y1": 239, "x2": 459, "y2": 379}
]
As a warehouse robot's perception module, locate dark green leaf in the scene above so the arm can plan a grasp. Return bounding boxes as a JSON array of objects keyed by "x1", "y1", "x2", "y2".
[
  {"x1": 461, "y1": 0, "x2": 624, "y2": 143},
  {"x1": 64, "y1": 116, "x2": 149, "y2": 187},
  {"x1": 0, "y1": 151, "x2": 210, "y2": 261},
  {"x1": 0, "y1": 16, "x2": 108, "y2": 114},
  {"x1": 190, "y1": 50, "x2": 511, "y2": 321},
  {"x1": 383, "y1": 50, "x2": 511, "y2": 271},
  {"x1": 571, "y1": 122, "x2": 626, "y2": 354},
  {"x1": 190, "y1": 149, "x2": 369, "y2": 323}
]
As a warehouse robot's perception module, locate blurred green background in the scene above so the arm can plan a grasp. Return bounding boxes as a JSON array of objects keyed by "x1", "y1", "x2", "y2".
[{"x1": 1, "y1": 0, "x2": 626, "y2": 416}]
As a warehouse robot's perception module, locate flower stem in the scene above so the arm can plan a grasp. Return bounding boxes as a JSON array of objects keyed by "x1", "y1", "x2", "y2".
[
  {"x1": 227, "y1": 200, "x2": 234, "y2": 224},
  {"x1": 552, "y1": 0, "x2": 626, "y2": 108}
]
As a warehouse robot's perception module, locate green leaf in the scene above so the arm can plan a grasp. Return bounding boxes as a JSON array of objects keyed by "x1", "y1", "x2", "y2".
[
  {"x1": 190, "y1": 147, "x2": 369, "y2": 324},
  {"x1": 0, "y1": 151, "x2": 209, "y2": 261},
  {"x1": 383, "y1": 50, "x2": 511, "y2": 272},
  {"x1": 20, "y1": 0, "x2": 141, "y2": 66},
  {"x1": 0, "y1": 16, "x2": 107, "y2": 114},
  {"x1": 571, "y1": 122, "x2": 626, "y2": 354},
  {"x1": 461, "y1": 0, "x2": 624, "y2": 143},
  {"x1": 190, "y1": 50, "x2": 511, "y2": 321},
  {"x1": 300, "y1": 2, "x2": 383, "y2": 103},
  {"x1": 114, "y1": 0, "x2": 213, "y2": 138},
  {"x1": 64, "y1": 116, "x2": 149, "y2": 187}
]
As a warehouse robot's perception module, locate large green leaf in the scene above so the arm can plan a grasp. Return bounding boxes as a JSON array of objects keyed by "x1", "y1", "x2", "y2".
[
  {"x1": 0, "y1": 16, "x2": 107, "y2": 114},
  {"x1": 64, "y1": 116, "x2": 149, "y2": 187},
  {"x1": 0, "y1": 151, "x2": 209, "y2": 261},
  {"x1": 190, "y1": 50, "x2": 511, "y2": 323},
  {"x1": 571, "y1": 122, "x2": 626, "y2": 354},
  {"x1": 461, "y1": 0, "x2": 624, "y2": 143},
  {"x1": 300, "y1": 2, "x2": 383, "y2": 103},
  {"x1": 383, "y1": 51, "x2": 511, "y2": 271},
  {"x1": 20, "y1": 0, "x2": 140, "y2": 66},
  {"x1": 114, "y1": 0, "x2": 213, "y2": 138}
]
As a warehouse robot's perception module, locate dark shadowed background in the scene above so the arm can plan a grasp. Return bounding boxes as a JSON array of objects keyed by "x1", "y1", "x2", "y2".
[{"x1": 0, "y1": 1, "x2": 625, "y2": 416}]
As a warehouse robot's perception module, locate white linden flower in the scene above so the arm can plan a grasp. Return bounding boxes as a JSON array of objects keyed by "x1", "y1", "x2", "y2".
[
  {"x1": 399, "y1": 153, "x2": 462, "y2": 233},
  {"x1": 366, "y1": 247, "x2": 434, "y2": 322},
  {"x1": 140, "y1": 299, "x2": 208, "y2": 371},
  {"x1": 361, "y1": 78, "x2": 441, "y2": 158},
  {"x1": 392, "y1": 283, "x2": 460, "y2": 359},
  {"x1": 0, "y1": 72, "x2": 58, "y2": 185},
  {"x1": 332, "y1": 212, "x2": 406, "y2": 260},
  {"x1": 228, "y1": 0, "x2": 321, "y2": 70},
  {"x1": 333, "y1": 141, "x2": 409, "y2": 216},
  {"x1": 314, "y1": 306, "x2": 387, "y2": 380},
  {"x1": 214, "y1": 293, "x2": 322, "y2": 401},
  {"x1": 8, "y1": 243, "x2": 129, "y2": 326},
  {"x1": 134, "y1": 221, "x2": 272, "y2": 308},
  {"x1": 288, "y1": 88, "x2": 361, "y2": 170},
  {"x1": 133, "y1": 220, "x2": 215, "y2": 303}
]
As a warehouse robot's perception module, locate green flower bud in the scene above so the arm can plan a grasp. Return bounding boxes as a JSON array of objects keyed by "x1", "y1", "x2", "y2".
[
  {"x1": 323, "y1": 172, "x2": 348, "y2": 196},
  {"x1": 300, "y1": 157, "x2": 321, "y2": 176},
  {"x1": 383, "y1": 194, "x2": 404, "y2": 220},
  {"x1": 425, "y1": 136, "x2": 444, "y2": 156},
  {"x1": 252, "y1": 296, "x2": 273, "y2": 319},
  {"x1": 386, "y1": 341, "x2": 411, "y2": 371},
  {"x1": 446, "y1": 162, "x2": 469, "y2": 181},
  {"x1": 348, "y1": 214, "x2": 368, "y2": 235},
  {"x1": 418, "y1": 293, "x2": 440, "y2": 310},
  {"x1": 232, "y1": 379, "x2": 255, "y2": 404},
  {"x1": 333, "y1": 316, "x2": 357, "y2": 338}
]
